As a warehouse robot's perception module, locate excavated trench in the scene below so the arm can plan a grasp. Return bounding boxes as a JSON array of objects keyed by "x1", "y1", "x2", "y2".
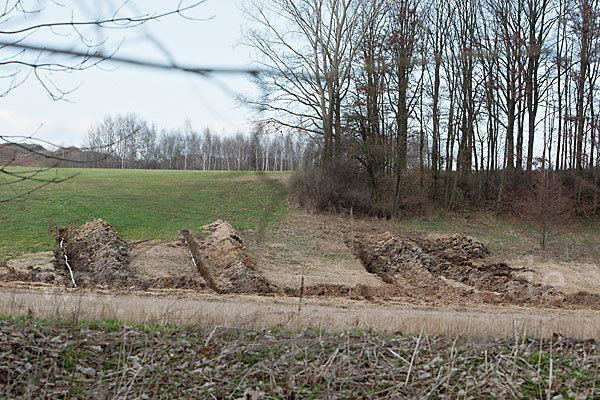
[
  {"x1": 180, "y1": 229, "x2": 218, "y2": 292},
  {"x1": 1, "y1": 218, "x2": 599, "y2": 311},
  {"x1": 181, "y1": 221, "x2": 275, "y2": 294},
  {"x1": 48, "y1": 219, "x2": 275, "y2": 294},
  {"x1": 347, "y1": 232, "x2": 600, "y2": 309}
]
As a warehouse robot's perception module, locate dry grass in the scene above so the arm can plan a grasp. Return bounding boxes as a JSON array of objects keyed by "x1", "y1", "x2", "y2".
[
  {"x1": 2, "y1": 313, "x2": 600, "y2": 398},
  {"x1": 2, "y1": 288, "x2": 600, "y2": 339}
]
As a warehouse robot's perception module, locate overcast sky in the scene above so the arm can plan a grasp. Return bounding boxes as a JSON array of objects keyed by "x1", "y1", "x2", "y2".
[{"x1": 0, "y1": 0, "x2": 259, "y2": 147}]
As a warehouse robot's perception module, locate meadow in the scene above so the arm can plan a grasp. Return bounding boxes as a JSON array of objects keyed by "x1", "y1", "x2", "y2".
[{"x1": 1, "y1": 168, "x2": 289, "y2": 256}]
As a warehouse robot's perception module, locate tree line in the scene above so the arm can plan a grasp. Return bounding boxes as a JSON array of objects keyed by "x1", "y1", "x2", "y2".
[
  {"x1": 245, "y1": 0, "x2": 599, "y2": 214},
  {"x1": 83, "y1": 114, "x2": 315, "y2": 172}
]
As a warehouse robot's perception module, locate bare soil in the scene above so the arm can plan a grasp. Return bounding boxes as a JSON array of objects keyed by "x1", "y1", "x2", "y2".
[
  {"x1": 0, "y1": 252, "x2": 61, "y2": 285},
  {"x1": 1, "y1": 213, "x2": 599, "y2": 313},
  {"x1": 348, "y1": 231, "x2": 585, "y2": 308},
  {"x1": 55, "y1": 219, "x2": 139, "y2": 289}
]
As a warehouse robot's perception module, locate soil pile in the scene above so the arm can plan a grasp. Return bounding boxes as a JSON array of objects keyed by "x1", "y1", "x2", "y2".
[
  {"x1": 56, "y1": 219, "x2": 141, "y2": 288},
  {"x1": 349, "y1": 232, "x2": 600, "y2": 308},
  {"x1": 50, "y1": 218, "x2": 272, "y2": 292},
  {"x1": 349, "y1": 233, "x2": 466, "y2": 303},
  {"x1": 422, "y1": 234, "x2": 490, "y2": 263},
  {"x1": 195, "y1": 220, "x2": 275, "y2": 294}
]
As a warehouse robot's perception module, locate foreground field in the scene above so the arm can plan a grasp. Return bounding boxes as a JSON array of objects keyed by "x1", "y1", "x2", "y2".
[
  {"x1": 1, "y1": 315, "x2": 599, "y2": 399},
  {"x1": 2, "y1": 289, "x2": 600, "y2": 339}
]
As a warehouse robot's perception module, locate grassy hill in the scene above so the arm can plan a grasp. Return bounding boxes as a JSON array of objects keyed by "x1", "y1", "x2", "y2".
[{"x1": 1, "y1": 168, "x2": 290, "y2": 256}]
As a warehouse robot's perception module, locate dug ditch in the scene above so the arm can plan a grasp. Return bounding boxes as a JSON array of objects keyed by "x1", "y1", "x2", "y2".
[{"x1": 1, "y1": 218, "x2": 599, "y2": 311}]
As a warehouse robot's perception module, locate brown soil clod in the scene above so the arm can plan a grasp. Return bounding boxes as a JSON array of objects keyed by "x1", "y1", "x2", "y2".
[{"x1": 420, "y1": 233, "x2": 491, "y2": 263}]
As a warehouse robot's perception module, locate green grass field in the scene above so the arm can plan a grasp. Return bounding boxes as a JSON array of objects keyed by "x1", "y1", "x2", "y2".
[{"x1": 1, "y1": 168, "x2": 290, "y2": 256}]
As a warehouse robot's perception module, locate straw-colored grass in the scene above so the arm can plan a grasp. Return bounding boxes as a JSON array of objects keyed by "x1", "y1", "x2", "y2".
[{"x1": 2, "y1": 288, "x2": 600, "y2": 339}]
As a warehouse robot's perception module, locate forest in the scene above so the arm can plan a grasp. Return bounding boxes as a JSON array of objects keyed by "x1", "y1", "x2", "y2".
[
  {"x1": 242, "y1": 0, "x2": 600, "y2": 216},
  {"x1": 82, "y1": 114, "x2": 314, "y2": 172}
]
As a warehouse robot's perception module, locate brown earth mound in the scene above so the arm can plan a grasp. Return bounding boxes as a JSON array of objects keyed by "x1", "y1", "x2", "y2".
[
  {"x1": 421, "y1": 233, "x2": 490, "y2": 263},
  {"x1": 348, "y1": 233, "x2": 462, "y2": 303},
  {"x1": 50, "y1": 219, "x2": 274, "y2": 293},
  {"x1": 56, "y1": 219, "x2": 142, "y2": 289},
  {"x1": 349, "y1": 232, "x2": 600, "y2": 309},
  {"x1": 194, "y1": 220, "x2": 275, "y2": 294}
]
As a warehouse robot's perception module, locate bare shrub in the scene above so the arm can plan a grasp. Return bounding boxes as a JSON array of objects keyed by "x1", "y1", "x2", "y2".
[
  {"x1": 289, "y1": 165, "x2": 392, "y2": 217},
  {"x1": 290, "y1": 166, "x2": 448, "y2": 218},
  {"x1": 518, "y1": 161, "x2": 571, "y2": 249}
]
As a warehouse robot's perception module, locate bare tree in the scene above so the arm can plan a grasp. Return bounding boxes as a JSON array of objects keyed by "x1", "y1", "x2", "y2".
[
  {"x1": 0, "y1": 1, "x2": 206, "y2": 100},
  {"x1": 427, "y1": 0, "x2": 453, "y2": 198},
  {"x1": 386, "y1": 0, "x2": 428, "y2": 213},
  {"x1": 346, "y1": 2, "x2": 388, "y2": 198},
  {"x1": 523, "y1": 0, "x2": 555, "y2": 171},
  {"x1": 243, "y1": 0, "x2": 381, "y2": 166}
]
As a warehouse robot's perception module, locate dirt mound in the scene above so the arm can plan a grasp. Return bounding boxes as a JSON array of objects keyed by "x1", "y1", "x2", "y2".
[
  {"x1": 348, "y1": 231, "x2": 600, "y2": 309},
  {"x1": 56, "y1": 219, "x2": 140, "y2": 288},
  {"x1": 422, "y1": 234, "x2": 490, "y2": 263},
  {"x1": 348, "y1": 233, "x2": 461, "y2": 300},
  {"x1": 49, "y1": 219, "x2": 273, "y2": 293},
  {"x1": 194, "y1": 220, "x2": 275, "y2": 294},
  {"x1": 565, "y1": 291, "x2": 600, "y2": 307}
]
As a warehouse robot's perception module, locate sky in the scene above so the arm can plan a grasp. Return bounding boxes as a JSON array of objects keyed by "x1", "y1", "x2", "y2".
[{"x1": 0, "y1": 0, "x2": 260, "y2": 147}]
